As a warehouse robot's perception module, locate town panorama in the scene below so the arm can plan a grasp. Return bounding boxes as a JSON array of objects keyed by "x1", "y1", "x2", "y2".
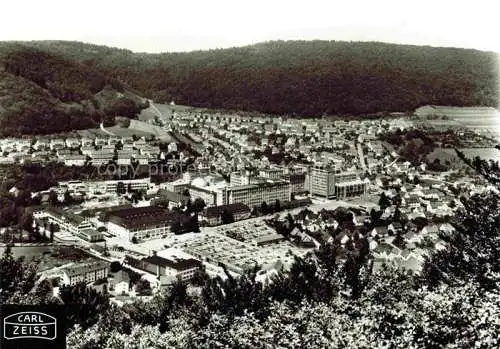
[{"x1": 0, "y1": 41, "x2": 499, "y2": 349}]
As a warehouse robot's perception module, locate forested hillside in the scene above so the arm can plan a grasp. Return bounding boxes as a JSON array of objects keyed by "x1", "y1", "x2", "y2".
[
  {"x1": 0, "y1": 46, "x2": 148, "y2": 136},
  {"x1": 3, "y1": 40, "x2": 497, "y2": 116},
  {"x1": 0, "y1": 40, "x2": 497, "y2": 134}
]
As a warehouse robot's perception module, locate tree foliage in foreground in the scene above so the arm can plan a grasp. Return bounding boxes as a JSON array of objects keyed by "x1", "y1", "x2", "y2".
[{"x1": 2, "y1": 192, "x2": 499, "y2": 348}]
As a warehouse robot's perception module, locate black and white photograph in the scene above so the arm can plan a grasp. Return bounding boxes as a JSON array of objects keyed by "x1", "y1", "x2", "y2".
[{"x1": 0, "y1": 1, "x2": 499, "y2": 348}]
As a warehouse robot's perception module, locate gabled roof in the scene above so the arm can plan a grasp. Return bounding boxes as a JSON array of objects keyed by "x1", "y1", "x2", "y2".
[{"x1": 111, "y1": 270, "x2": 130, "y2": 285}]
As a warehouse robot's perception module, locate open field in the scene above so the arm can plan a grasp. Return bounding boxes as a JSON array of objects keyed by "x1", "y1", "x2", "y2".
[
  {"x1": 77, "y1": 126, "x2": 152, "y2": 138},
  {"x1": 451, "y1": 113, "x2": 500, "y2": 141},
  {"x1": 459, "y1": 147, "x2": 500, "y2": 162},
  {"x1": 426, "y1": 148, "x2": 467, "y2": 169}
]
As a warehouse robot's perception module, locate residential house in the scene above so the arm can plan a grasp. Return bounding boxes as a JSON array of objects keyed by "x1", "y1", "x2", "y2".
[
  {"x1": 50, "y1": 138, "x2": 66, "y2": 150},
  {"x1": 33, "y1": 139, "x2": 50, "y2": 151},
  {"x1": 134, "y1": 154, "x2": 149, "y2": 165},
  {"x1": 63, "y1": 155, "x2": 87, "y2": 167},
  {"x1": 66, "y1": 138, "x2": 81, "y2": 149},
  {"x1": 109, "y1": 271, "x2": 131, "y2": 295},
  {"x1": 80, "y1": 137, "x2": 94, "y2": 147}
]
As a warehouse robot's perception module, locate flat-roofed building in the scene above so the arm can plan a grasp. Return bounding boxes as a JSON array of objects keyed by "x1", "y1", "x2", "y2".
[
  {"x1": 334, "y1": 172, "x2": 367, "y2": 199},
  {"x1": 117, "y1": 151, "x2": 132, "y2": 165},
  {"x1": 188, "y1": 185, "x2": 219, "y2": 206},
  {"x1": 101, "y1": 144, "x2": 116, "y2": 152},
  {"x1": 287, "y1": 173, "x2": 307, "y2": 194},
  {"x1": 134, "y1": 154, "x2": 149, "y2": 165},
  {"x1": 75, "y1": 228, "x2": 104, "y2": 242},
  {"x1": 335, "y1": 179, "x2": 368, "y2": 199},
  {"x1": 162, "y1": 178, "x2": 190, "y2": 193},
  {"x1": 125, "y1": 253, "x2": 201, "y2": 283},
  {"x1": 230, "y1": 171, "x2": 251, "y2": 186},
  {"x1": 34, "y1": 207, "x2": 94, "y2": 236},
  {"x1": 106, "y1": 206, "x2": 175, "y2": 241},
  {"x1": 226, "y1": 180, "x2": 290, "y2": 209},
  {"x1": 259, "y1": 167, "x2": 286, "y2": 180},
  {"x1": 188, "y1": 177, "x2": 228, "y2": 206},
  {"x1": 310, "y1": 164, "x2": 336, "y2": 198}
]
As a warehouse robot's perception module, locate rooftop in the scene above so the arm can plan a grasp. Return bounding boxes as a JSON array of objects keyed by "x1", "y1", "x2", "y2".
[
  {"x1": 203, "y1": 203, "x2": 250, "y2": 218},
  {"x1": 107, "y1": 206, "x2": 176, "y2": 229},
  {"x1": 142, "y1": 254, "x2": 202, "y2": 271}
]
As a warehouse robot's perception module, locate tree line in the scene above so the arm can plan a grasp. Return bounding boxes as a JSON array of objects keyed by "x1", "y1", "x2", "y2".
[{"x1": 1, "y1": 40, "x2": 497, "y2": 125}]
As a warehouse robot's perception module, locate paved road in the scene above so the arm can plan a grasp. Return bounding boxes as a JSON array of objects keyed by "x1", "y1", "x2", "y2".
[
  {"x1": 357, "y1": 143, "x2": 367, "y2": 170},
  {"x1": 148, "y1": 100, "x2": 163, "y2": 118},
  {"x1": 384, "y1": 156, "x2": 399, "y2": 168},
  {"x1": 100, "y1": 122, "x2": 116, "y2": 136}
]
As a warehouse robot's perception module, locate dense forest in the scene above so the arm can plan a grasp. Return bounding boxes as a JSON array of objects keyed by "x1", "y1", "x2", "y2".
[
  {"x1": 0, "y1": 46, "x2": 148, "y2": 136},
  {"x1": 0, "y1": 40, "x2": 497, "y2": 134}
]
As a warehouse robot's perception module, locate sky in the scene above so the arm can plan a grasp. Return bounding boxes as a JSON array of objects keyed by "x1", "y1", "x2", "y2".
[{"x1": 1, "y1": 0, "x2": 499, "y2": 53}]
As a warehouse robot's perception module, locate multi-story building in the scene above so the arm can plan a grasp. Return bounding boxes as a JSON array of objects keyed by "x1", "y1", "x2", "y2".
[
  {"x1": 230, "y1": 171, "x2": 251, "y2": 186},
  {"x1": 162, "y1": 178, "x2": 190, "y2": 193},
  {"x1": 288, "y1": 173, "x2": 307, "y2": 194},
  {"x1": 310, "y1": 164, "x2": 337, "y2": 198},
  {"x1": 333, "y1": 172, "x2": 367, "y2": 199},
  {"x1": 103, "y1": 178, "x2": 152, "y2": 193},
  {"x1": 188, "y1": 177, "x2": 228, "y2": 206},
  {"x1": 89, "y1": 151, "x2": 114, "y2": 166},
  {"x1": 101, "y1": 145, "x2": 116, "y2": 152},
  {"x1": 34, "y1": 207, "x2": 94, "y2": 237},
  {"x1": 259, "y1": 167, "x2": 286, "y2": 180},
  {"x1": 334, "y1": 178, "x2": 368, "y2": 199},
  {"x1": 125, "y1": 252, "x2": 202, "y2": 283},
  {"x1": 117, "y1": 151, "x2": 132, "y2": 165},
  {"x1": 225, "y1": 180, "x2": 290, "y2": 209},
  {"x1": 61, "y1": 261, "x2": 109, "y2": 285},
  {"x1": 106, "y1": 206, "x2": 175, "y2": 241},
  {"x1": 188, "y1": 184, "x2": 220, "y2": 206}
]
